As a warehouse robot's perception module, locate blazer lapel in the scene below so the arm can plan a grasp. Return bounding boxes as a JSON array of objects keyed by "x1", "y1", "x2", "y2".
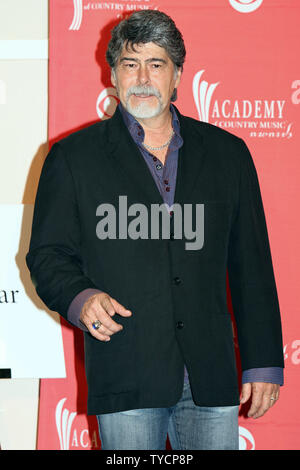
[
  {"x1": 172, "y1": 105, "x2": 207, "y2": 206},
  {"x1": 105, "y1": 104, "x2": 207, "y2": 207}
]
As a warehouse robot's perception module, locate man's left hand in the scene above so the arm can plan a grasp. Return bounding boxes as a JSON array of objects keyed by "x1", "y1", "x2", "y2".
[{"x1": 240, "y1": 382, "x2": 280, "y2": 419}]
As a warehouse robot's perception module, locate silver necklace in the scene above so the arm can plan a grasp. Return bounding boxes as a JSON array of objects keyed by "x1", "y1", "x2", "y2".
[{"x1": 142, "y1": 130, "x2": 174, "y2": 151}]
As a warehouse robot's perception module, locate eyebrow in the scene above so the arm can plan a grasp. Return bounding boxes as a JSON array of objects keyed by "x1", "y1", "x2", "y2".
[{"x1": 119, "y1": 57, "x2": 167, "y2": 64}]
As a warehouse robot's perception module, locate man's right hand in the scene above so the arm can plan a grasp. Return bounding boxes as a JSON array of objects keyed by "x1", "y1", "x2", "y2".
[{"x1": 80, "y1": 292, "x2": 132, "y2": 341}]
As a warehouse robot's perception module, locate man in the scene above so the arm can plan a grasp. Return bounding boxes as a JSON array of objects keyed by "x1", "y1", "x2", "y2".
[{"x1": 26, "y1": 10, "x2": 284, "y2": 450}]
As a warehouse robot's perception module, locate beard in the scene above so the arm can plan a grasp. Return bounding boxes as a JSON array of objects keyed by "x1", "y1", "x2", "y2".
[{"x1": 124, "y1": 85, "x2": 164, "y2": 119}]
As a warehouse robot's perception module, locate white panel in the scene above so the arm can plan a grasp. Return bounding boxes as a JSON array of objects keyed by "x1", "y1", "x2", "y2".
[
  {"x1": 0, "y1": 40, "x2": 48, "y2": 59},
  {"x1": 0, "y1": 60, "x2": 48, "y2": 204},
  {"x1": 0, "y1": 0, "x2": 48, "y2": 40},
  {"x1": 0, "y1": 379, "x2": 39, "y2": 450},
  {"x1": 0, "y1": 78, "x2": 6, "y2": 104},
  {"x1": 0, "y1": 205, "x2": 66, "y2": 379}
]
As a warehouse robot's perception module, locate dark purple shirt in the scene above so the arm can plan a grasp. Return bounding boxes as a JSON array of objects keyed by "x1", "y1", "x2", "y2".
[{"x1": 67, "y1": 102, "x2": 283, "y2": 387}]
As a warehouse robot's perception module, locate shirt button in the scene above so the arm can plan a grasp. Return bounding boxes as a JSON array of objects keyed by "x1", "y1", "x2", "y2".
[
  {"x1": 173, "y1": 277, "x2": 181, "y2": 285},
  {"x1": 164, "y1": 179, "x2": 169, "y2": 185},
  {"x1": 153, "y1": 157, "x2": 157, "y2": 161},
  {"x1": 176, "y1": 321, "x2": 184, "y2": 329},
  {"x1": 165, "y1": 187, "x2": 170, "y2": 192},
  {"x1": 170, "y1": 211, "x2": 174, "y2": 217},
  {"x1": 156, "y1": 164, "x2": 162, "y2": 170}
]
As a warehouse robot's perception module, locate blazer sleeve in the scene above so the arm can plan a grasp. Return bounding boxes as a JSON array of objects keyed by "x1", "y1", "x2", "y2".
[
  {"x1": 26, "y1": 142, "x2": 99, "y2": 322},
  {"x1": 227, "y1": 138, "x2": 284, "y2": 372}
]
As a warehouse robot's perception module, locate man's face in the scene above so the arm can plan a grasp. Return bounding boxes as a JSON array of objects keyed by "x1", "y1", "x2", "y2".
[{"x1": 111, "y1": 41, "x2": 182, "y2": 119}]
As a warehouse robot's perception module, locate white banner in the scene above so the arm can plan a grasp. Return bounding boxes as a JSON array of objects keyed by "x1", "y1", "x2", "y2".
[{"x1": 0, "y1": 204, "x2": 66, "y2": 378}]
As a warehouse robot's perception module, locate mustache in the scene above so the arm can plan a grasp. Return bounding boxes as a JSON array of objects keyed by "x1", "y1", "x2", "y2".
[{"x1": 126, "y1": 85, "x2": 161, "y2": 99}]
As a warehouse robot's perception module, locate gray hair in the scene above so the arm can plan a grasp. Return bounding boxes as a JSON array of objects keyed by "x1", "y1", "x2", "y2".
[{"x1": 106, "y1": 10, "x2": 186, "y2": 101}]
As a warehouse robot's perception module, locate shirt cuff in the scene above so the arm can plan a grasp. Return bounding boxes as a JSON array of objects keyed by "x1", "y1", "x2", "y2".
[
  {"x1": 67, "y1": 288, "x2": 104, "y2": 331},
  {"x1": 242, "y1": 367, "x2": 284, "y2": 386}
]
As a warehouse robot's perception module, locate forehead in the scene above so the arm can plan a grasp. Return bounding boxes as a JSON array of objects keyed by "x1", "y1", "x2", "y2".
[{"x1": 118, "y1": 41, "x2": 170, "y2": 61}]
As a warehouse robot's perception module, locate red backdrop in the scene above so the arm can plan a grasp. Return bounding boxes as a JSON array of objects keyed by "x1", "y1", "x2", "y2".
[{"x1": 37, "y1": 0, "x2": 300, "y2": 450}]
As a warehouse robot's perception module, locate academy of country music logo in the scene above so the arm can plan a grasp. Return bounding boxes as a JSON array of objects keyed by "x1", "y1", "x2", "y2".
[
  {"x1": 193, "y1": 70, "x2": 294, "y2": 139},
  {"x1": 229, "y1": 0, "x2": 263, "y2": 13},
  {"x1": 69, "y1": 0, "x2": 83, "y2": 30},
  {"x1": 69, "y1": 0, "x2": 155, "y2": 31},
  {"x1": 239, "y1": 426, "x2": 255, "y2": 450},
  {"x1": 96, "y1": 87, "x2": 119, "y2": 120},
  {"x1": 56, "y1": 398, "x2": 76, "y2": 449},
  {"x1": 55, "y1": 398, "x2": 99, "y2": 449},
  {"x1": 193, "y1": 70, "x2": 220, "y2": 124},
  {"x1": 284, "y1": 339, "x2": 300, "y2": 365}
]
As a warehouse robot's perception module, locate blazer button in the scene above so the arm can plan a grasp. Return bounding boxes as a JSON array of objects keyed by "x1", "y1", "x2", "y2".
[
  {"x1": 176, "y1": 321, "x2": 184, "y2": 329},
  {"x1": 170, "y1": 232, "x2": 174, "y2": 240},
  {"x1": 173, "y1": 277, "x2": 181, "y2": 285}
]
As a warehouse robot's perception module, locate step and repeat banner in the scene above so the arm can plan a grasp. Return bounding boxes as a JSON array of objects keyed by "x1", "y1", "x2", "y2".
[{"x1": 16, "y1": 0, "x2": 300, "y2": 449}]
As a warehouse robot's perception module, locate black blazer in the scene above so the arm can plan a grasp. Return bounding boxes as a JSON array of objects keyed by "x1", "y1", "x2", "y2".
[{"x1": 26, "y1": 105, "x2": 284, "y2": 415}]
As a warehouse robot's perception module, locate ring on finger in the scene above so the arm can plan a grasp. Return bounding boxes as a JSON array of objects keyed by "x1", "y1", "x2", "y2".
[{"x1": 92, "y1": 320, "x2": 102, "y2": 330}]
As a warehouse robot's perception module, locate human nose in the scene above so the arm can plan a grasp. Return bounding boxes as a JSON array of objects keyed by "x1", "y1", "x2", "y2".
[{"x1": 137, "y1": 64, "x2": 150, "y2": 85}]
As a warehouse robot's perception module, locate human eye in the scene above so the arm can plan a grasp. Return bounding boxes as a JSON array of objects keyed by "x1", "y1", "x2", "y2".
[
  {"x1": 151, "y1": 63, "x2": 162, "y2": 69},
  {"x1": 124, "y1": 62, "x2": 137, "y2": 69}
]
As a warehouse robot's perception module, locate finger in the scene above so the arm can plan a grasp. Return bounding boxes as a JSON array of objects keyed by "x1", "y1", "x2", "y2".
[
  {"x1": 79, "y1": 295, "x2": 115, "y2": 340},
  {"x1": 240, "y1": 383, "x2": 252, "y2": 404},
  {"x1": 79, "y1": 309, "x2": 113, "y2": 341},
  {"x1": 84, "y1": 295, "x2": 124, "y2": 334},
  {"x1": 264, "y1": 383, "x2": 279, "y2": 407},
  {"x1": 269, "y1": 397, "x2": 276, "y2": 408},
  {"x1": 250, "y1": 384, "x2": 278, "y2": 419},
  {"x1": 251, "y1": 392, "x2": 272, "y2": 419},
  {"x1": 270, "y1": 385, "x2": 280, "y2": 408},
  {"x1": 247, "y1": 384, "x2": 264, "y2": 418},
  {"x1": 109, "y1": 297, "x2": 133, "y2": 317},
  {"x1": 83, "y1": 319, "x2": 112, "y2": 342}
]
